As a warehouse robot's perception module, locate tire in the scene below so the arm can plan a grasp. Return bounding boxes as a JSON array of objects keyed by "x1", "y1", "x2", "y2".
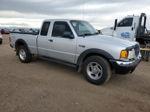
[
  {"x1": 145, "y1": 56, "x2": 149, "y2": 62},
  {"x1": 82, "y1": 56, "x2": 111, "y2": 85},
  {"x1": 0, "y1": 40, "x2": 2, "y2": 44},
  {"x1": 17, "y1": 45, "x2": 32, "y2": 63}
]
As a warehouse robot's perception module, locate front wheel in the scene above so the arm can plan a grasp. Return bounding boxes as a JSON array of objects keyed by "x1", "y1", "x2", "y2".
[
  {"x1": 82, "y1": 56, "x2": 111, "y2": 85},
  {"x1": 18, "y1": 46, "x2": 32, "y2": 63}
]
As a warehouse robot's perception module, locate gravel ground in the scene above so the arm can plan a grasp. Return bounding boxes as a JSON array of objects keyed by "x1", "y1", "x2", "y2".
[{"x1": 0, "y1": 35, "x2": 150, "y2": 112}]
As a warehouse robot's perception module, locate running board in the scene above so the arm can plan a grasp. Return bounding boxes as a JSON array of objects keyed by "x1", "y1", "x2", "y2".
[{"x1": 39, "y1": 56, "x2": 77, "y2": 68}]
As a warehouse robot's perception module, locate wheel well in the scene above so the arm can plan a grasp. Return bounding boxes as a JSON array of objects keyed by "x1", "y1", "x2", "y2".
[
  {"x1": 15, "y1": 40, "x2": 28, "y2": 55},
  {"x1": 15, "y1": 41, "x2": 25, "y2": 49},
  {"x1": 83, "y1": 53, "x2": 110, "y2": 63},
  {"x1": 78, "y1": 53, "x2": 113, "y2": 72}
]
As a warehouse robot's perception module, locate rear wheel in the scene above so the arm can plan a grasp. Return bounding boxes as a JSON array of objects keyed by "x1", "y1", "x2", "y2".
[
  {"x1": 18, "y1": 46, "x2": 32, "y2": 63},
  {"x1": 0, "y1": 40, "x2": 2, "y2": 44},
  {"x1": 82, "y1": 56, "x2": 111, "y2": 85}
]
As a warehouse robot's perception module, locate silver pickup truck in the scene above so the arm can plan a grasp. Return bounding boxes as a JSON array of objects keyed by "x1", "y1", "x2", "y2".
[{"x1": 10, "y1": 19, "x2": 141, "y2": 85}]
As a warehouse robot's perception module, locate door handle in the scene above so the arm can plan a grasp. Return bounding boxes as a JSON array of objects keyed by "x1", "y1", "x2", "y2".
[
  {"x1": 131, "y1": 27, "x2": 134, "y2": 31},
  {"x1": 48, "y1": 39, "x2": 53, "y2": 42},
  {"x1": 79, "y1": 45, "x2": 85, "y2": 48}
]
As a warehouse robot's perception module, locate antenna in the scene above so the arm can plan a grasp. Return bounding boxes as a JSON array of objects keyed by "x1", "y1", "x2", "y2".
[{"x1": 82, "y1": 0, "x2": 85, "y2": 20}]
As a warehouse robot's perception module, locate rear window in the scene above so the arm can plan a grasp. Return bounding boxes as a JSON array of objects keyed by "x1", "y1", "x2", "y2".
[{"x1": 40, "y1": 22, "x2": 50, "y2": 36}]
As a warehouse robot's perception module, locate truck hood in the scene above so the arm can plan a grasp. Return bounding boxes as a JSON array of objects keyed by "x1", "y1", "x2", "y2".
[{"x1": 84, "y1": 34, "x2": 137, "y2": 48}]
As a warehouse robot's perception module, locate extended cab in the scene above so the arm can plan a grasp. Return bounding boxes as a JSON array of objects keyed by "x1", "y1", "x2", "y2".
[{"x1": 10, "y1": 19, "x2": 141, "y2": 85}]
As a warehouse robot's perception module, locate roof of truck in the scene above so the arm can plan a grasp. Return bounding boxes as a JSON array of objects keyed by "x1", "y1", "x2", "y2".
[
  {"x1": 43, "y1": 19, "x2": 86, "y2": 22},
  {"x1": 126, "y1": 14, "x2": 140, "y2": 18}
]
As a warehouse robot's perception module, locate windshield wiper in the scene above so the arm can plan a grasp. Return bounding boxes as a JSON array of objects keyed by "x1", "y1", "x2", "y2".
[
  {"x1": 79, "y1": 33, "x2": 99, "y2": 36},
  {"x1": 92, "y1": 32, "x2": 100, "y2": 35},
  {"x1": 79, "y1": 33, "x2": 93, "y2": 36}
]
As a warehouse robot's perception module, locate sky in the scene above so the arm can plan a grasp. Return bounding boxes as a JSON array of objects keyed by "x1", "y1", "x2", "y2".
[{"x1": 0, "y1": 0, "x2": 150, "y2": 29}]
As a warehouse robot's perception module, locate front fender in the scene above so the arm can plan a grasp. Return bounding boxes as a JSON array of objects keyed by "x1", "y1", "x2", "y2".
[{"x1": 77, "y1": 48, "x2": 114, "y2": 66}]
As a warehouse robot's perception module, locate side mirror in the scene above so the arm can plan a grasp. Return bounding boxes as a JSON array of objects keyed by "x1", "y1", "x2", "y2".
[
  {"x1": 62, "y1": 31, "x2": 74, "y2": 39},
  {"x1": 97, "y1": 30, "x2": 101, "y2": 34},
  {"x1": 114, "y1": 19, "x2": 118, "y2": 30}
]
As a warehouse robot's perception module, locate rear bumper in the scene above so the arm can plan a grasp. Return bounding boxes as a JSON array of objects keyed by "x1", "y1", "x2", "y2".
[{"x1": 110, "y1": 54, "x2": 142, "y2": 74}]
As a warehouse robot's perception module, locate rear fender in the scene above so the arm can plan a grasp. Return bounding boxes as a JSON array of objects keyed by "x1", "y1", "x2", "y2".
[{"x1": 15, "y1": 39, "x2": 31, "y2": 55}]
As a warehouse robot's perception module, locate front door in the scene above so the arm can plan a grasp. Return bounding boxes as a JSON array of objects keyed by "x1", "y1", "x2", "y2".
[{"x1": 49, "y1": 21, "x2": 76, "y2": 63}]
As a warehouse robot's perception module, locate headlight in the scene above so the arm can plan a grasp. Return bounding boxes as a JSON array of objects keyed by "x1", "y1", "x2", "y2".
[{"x1": 128, "y1": 49, "x2": 135, "y2": 59}]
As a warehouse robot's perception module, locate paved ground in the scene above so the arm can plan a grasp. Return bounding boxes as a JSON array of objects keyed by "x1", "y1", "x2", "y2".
[{"x1": 0, "y1": 35, "x2": 150, "y2": 112}]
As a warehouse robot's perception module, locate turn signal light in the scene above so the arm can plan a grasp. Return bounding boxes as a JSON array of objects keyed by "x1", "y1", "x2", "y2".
[{"x1": 120, "y1": 50, "x2": 128, "y2": 58}]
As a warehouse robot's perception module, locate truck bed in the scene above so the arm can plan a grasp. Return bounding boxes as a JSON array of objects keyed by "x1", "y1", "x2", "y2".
[
  {"x1": 11, "y1": 32, "x2": 39, "y2": 35},
  {"x1": 10, "y1": 32, "x2": 38, "y2": 54}
]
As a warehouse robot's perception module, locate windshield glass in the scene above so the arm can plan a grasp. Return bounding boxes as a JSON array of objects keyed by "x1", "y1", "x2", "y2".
[{"x1": 70, "y1": 20, "x2": 98, "y2": 36}]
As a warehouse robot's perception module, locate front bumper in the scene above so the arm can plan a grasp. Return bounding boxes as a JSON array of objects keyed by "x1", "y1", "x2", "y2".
[{"x1": 110, "y1": 54, "x2": 142, "y2": 74}]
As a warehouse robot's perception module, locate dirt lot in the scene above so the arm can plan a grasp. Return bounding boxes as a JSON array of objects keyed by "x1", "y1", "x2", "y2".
[{"x1": 0, "y1": 35, "x2": 150, "y2": 112}]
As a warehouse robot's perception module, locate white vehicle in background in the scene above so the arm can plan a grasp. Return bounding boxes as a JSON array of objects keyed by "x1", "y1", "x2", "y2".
[
  {"x1": 0, "y1": 32, "x2": 2, "y2": 44},
  {"x1": 101, "y1": 13, "x2": 150, "y2": 45}
]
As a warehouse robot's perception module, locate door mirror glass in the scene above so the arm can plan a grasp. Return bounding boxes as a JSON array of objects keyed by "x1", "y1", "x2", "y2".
[{"x1": 63, "y1": 31, "x2": 74, "y2": 39}]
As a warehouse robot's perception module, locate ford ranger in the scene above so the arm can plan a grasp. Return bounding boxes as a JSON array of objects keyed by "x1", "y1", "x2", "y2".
[{"x1": 10, "y1": 19, "x2": 141, "y2": 85}]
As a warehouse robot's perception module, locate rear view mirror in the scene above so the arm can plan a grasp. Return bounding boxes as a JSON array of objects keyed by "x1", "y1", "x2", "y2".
[
  {"x1": 114, "y1": 19, "x2": 118, "y2": 30},
  {"x1": 63, "y1": 32, "x2": 74, "y2": 39}
]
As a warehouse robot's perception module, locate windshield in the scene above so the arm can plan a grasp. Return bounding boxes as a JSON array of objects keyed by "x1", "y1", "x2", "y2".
[{"x1": 70, "y1": 20, "x2": 98, "y2": 36}]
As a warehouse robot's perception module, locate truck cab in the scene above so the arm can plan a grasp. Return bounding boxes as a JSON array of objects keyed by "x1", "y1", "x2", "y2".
[{"x1": 101, "y1": 13, "x2": 150, "y2": 45}]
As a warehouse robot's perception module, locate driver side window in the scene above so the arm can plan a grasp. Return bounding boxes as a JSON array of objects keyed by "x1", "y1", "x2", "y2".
[
  {"x1": 118, "y1": 18, "x2": 133, "y2": 27},
  {"x1": 52, "y1": 22, "x2": 73, "y2": 37}
]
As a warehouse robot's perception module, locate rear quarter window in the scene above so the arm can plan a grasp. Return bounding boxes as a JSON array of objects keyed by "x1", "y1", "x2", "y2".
[{"x1": 40, "y1": 22, "x2": 50, "y2": 36}]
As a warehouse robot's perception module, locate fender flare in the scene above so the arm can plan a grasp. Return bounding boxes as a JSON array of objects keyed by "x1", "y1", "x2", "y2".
[
  {"x1": 15, "y1": 39, "x2": 31, "y2": 54},
  {"x1": 77, "y1": 48, "x2": 114, "y2": 67}
]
